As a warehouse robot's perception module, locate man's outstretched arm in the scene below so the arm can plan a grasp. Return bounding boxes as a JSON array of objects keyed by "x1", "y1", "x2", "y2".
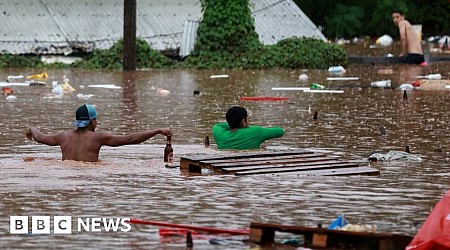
[
  {"x1": 99, "y1": 128, "x2": 172, "y2": 147},
  {"x1": 26, "y1": 127, "x2": 62, "y2": 146}
]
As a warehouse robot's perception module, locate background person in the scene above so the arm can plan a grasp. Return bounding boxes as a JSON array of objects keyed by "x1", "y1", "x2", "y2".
[
  {"x1": 391, "y1": 10, "x2": 424, "y2": 64},
  {"x1": 26, "y1": 104, "x2": 172, "y2": 162},
  {"x1": 212, "y1": 106, "x2": 284, "y2": 150}
]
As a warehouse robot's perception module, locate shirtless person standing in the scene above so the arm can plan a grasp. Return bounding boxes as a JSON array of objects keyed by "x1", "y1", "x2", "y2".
[
  {"x1": 392, "y1": 10, "x2": 424, "y2": 64},
  {"x1": 26, "y1": 104, "x2": 172, "y2": 162}
]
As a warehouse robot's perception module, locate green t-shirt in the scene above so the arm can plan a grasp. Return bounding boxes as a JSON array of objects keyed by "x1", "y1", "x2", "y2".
[{"x1": 212, "y1": 122, "x2": 285, "y2": 150}]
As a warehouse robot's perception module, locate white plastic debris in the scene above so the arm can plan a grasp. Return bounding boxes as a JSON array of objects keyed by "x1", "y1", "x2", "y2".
[
  {"x1": 6, "y1": 95, "x2": 17, "y2": 101},
  {"x1": 368, "y1": 151, "x2": 423, "y2": 162},
  {"x1": 156, "y1": 88, "x2": 170, "y2": 96},
  {"x1": 210, "y1": 75, "x2": 229, "y2": 79},
  {"x1": 370, "y1": 80, "x2": 391, "y2": 88},
  {"x1": 303, "y1": 89, "x2": 344, "y2": 93},
  {"x1": 326, "y1": 77, "x2": 359, "y2": 81},
  {"x1": 298, "y1": 74, "x2": 308, "y2": 81},
  {"x1": 376, "y1": 34, "x2": 393, "y2": 47},
  {"x1": 417, "y1": 74, "x2": 442, "y2": 80},
  {"x1": 328, "y1": 66, "x2": 346, "y2": 74},
  {"x1": 88, "y1": 84, "x2": 122, "y2": 89},
  {"x1": 399, "y1": 83, "x2": 414, "y2": 90},
  {"x1": 272, "y1": 87, "x2": 310, "y2": 91},
  {"x1": 52, "y1": 85, "x2": 64, "y2": 95},
  {"x1": 7, "y1": 75, "x2": 24, "y2": 81},
  {"x1": 76, "y1": 93, "x2": 94, "y2": 99}
]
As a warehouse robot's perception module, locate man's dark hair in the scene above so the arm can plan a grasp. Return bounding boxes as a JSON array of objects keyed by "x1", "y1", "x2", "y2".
[
  {"x1": 226, "y1": 106, "x2": 247, "y2": 129},
  {"x1": 392, "y1": 10, "x2": 404, "y2": 16}
]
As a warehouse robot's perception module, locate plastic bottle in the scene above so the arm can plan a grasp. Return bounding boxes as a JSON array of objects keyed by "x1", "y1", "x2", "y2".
[
  {"x1": 310, "y1": 83, "x2": 326, "y2": 90},
  {"x1": 370, "y1": 80, "x2": 391, "y2": 88},
  {"x1": 328, "y1": 66, "x2": 346, "y2": 73},
  {"x1": 164, "y1": 136, "x2": 173, "y2": 167}
]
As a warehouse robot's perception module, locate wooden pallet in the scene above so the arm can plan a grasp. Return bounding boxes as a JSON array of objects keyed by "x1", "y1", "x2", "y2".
[
  {"x1": 179, "y1": 150, "x2": 379, "y2": 176},
  {"x1": 250, "y1": 222, "x2": 412, "y2": 250}
]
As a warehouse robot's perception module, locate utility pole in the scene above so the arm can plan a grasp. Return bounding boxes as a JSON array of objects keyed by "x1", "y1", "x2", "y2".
[{"x1": 123, "y1": 0, "x2": 136, "y2": 71}]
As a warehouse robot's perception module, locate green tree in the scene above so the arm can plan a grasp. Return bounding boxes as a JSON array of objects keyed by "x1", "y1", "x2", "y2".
[
  {"x1": 194, "y1": 0, "x2": 261, "y2": 53},
  {"x1": 324, "y1": 4, "x2": 364, "y2": 38}
]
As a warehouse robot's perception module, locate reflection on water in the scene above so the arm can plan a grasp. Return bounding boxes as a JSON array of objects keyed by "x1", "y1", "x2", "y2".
[{"x1": 0, "y1": 63, "x2": 449, "y2": 249}]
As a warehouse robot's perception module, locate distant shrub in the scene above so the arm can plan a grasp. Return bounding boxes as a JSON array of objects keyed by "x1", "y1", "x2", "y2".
[{"x1": 73, "y1": 38, "x2": 175, "y2": 69}]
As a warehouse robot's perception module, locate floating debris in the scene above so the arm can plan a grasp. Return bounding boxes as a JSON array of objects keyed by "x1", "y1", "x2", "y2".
[
  {"x1": 87, "y1": 84, "x2": 122, "y2": 89},
  {"x1": 326, "y1": 77, "x2": 359, "y2": 81},
  {"x1": 210, "y1": 74, "x2": 229, "y2": 79},
  {"x1": 376, "y1": 34, "x2": 393, "y2": 47},
  {"x1": 298, "y1": 74, "x2": 308, "y2": 80}
]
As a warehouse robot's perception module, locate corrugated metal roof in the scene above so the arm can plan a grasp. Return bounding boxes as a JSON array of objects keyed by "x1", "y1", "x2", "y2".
[
  {"x1": 179, "y1": 20, "x2": 199, "y2": 57},
  {"x1": 252, "y1": 0, "x2": 326, "y2": 44},
  {"x1": 0, "y1": 0, "x2": 324, "y2": 55}
]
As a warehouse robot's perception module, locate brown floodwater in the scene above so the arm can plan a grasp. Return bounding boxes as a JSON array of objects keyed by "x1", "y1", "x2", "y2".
[{"x1": 0, "y1": 62, "x2": 449, "y2": 249}]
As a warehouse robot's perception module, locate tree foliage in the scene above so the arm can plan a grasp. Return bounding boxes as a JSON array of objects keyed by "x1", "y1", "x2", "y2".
[
  {"x1": 325, "y1": 4, "x2": 364, "y2": 38},
  {"x1": 186, "y1": 0, "x2": 346, "y2": 69},
  {"x1": 73, "y1": 38, "x2": 175, "y2": 69},
  {"x1": 294, "y1": 0, "x2": 449, "y2": 38}
]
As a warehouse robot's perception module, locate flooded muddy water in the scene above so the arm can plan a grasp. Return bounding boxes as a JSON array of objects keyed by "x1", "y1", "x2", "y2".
[{"x1": 0, "y1": 62, "x2": 449, "y2": 249}]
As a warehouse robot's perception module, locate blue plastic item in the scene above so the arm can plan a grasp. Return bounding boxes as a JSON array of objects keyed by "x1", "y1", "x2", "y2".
[{"x1": 328, "y1": 215, "x2": 347, "y2": 230}]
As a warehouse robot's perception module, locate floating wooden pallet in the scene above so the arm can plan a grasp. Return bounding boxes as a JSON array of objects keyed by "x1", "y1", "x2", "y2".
[
  {"x1": 250, "y1": 222, "x2": 412, "y2": 250},
  {"x1": 179, "y1": 150, "x2": 379, "y2": 176}
]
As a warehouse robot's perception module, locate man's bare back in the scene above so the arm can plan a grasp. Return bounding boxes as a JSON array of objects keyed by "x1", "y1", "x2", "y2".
[
  {"x1": 392, "y1": 10, "x2": 424, "y2": 64},
  {"x1": 26, "y1": 104, "x2": 172, "y2": 162},
  {"x1": 397, "y1": 20, "x2": 423, "y2": 55}
]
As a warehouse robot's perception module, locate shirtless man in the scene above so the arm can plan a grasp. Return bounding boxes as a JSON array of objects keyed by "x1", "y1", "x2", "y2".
[
  {"x1": 392, "y1": 10, "x2": 424, "y2": 64},
  {"x1": 26, "y1": 104, "x2": 172, "y2": 162}
]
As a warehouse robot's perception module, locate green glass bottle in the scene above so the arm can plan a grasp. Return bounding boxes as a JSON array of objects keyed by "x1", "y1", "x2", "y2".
[{"x1": 310, "y1": 83, "x2": 326, "y2": 90}]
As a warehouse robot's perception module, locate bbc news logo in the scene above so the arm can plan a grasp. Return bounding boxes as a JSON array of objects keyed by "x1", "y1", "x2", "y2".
[{"x1": 10, "y1": 216, "x2": 131, "y2": 235}]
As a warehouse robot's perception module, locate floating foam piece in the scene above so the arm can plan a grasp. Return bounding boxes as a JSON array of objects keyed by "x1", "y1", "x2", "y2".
[
  {"x1": 6, "y1": 95, "x2": 17, "y2": 101},
  {"x1": 445, "y1": 85, "x2": 450, "y2": 89},
  {"x1": 210, "y1": 75, "x2": 229, "y2": 79},
  {"x1": 76, "y1": 93, "x2": 94, "y2": 99},
  {"x1": 303, "y1": 89, "x2": 344, "y2": 93},
  {"x1": 157, "y1": 88, "x2": 170, "y2": 96},
  {"x1": 0, "y1": 82, "x2": 29, "y2": 86},
  {"x1": 416, "y1": 74, "x2": 442, "y2": 79},
  {"x1": 87, "y1": 84, "x2": 122, "y2": 89},
  {"x1": 298, "y1": 74, "x2": 308, "y2": 80},
  {"x1": 272, "y1": 87, "x2": 310, "y2": 91},
  {"x1": 7, "y1": 75, "x2": 24, "y2": 80},
  {"x1": 326, "y1": 77, "x2": 359, "y2": 81},
  {"x1": 328, "y1": 66, "x2": 346, "y2": 73},
  {"x1": 376, "y1": 34, "x2": 393, "y2": 47}
]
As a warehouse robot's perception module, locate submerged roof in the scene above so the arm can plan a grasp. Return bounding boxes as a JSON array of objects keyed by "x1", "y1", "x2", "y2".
[{"x1": 0, "y1": 0, "x2": 325, "y2": 55}]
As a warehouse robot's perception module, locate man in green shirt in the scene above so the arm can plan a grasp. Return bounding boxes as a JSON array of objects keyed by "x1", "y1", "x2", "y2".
[{"x1": 212, "y1": 106, "x2": 284, "y2": 150}]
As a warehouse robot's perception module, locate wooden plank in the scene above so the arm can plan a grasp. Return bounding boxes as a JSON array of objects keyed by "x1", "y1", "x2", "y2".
[
  {"x1": 199, "y1": 152, "x2": 325, "y2": 165},
  {"x1": 312, "y1": 233, "x2": 328, "y2": 247},
  {"x1": 236, "y1": 166, "x2": 379, "y2": 176},
  {"x1": 179, "y1": 150, "x2": 312, "y2": 162},
  {"x1": 419, "y1": 79, "x2": 450, "y2": 90},
  {"x1": 233, "y1": 162, "x2": 359, "y2": 175},
  {"x1": 209, "y1": 155, "x2": 335, "y2": 169},
  {"x1": 221, "y1": 159, "x2": 349, "y2": 172},
  {"x1": 180, "y1": 158, "x2": 204, "y2": 173},
  {"x1": 250, "y1": 222, "x2": 412, "y2": 250}
]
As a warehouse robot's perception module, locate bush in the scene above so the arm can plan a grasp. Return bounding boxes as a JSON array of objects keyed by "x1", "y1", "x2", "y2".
[
  {"x1": 185, "y1": 37, "x2": 347, "y2": 69},
  {"x1": 73, "y1": 38, "x2": 175, "y2": 69}
]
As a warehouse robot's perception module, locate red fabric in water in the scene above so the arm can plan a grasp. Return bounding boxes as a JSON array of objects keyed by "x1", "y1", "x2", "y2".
[{"x1": 406, "y1": 190, "x2": 450, "y2": 250}]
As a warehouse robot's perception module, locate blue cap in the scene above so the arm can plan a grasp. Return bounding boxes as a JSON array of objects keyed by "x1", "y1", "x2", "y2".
[{"x1": 73, "y1": 104, "x2": 97, "y2": 128}]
